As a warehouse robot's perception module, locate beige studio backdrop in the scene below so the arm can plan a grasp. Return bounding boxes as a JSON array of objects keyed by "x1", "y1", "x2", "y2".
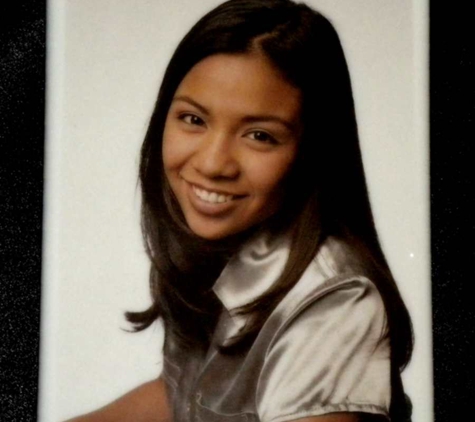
[{"x1": 39, "y1": 0, "x2": 431, "y2": 421}]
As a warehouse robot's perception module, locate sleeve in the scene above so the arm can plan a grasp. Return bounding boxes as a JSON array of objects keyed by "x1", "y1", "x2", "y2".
[{"x1": 256, "y1": 278, "x2": 391, "y2": 422}]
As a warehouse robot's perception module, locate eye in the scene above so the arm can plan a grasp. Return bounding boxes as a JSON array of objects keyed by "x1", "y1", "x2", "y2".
[
  {"x1": 180, "y1": 113, "x2": 205, "y2": 127},
  {"x1": 247, "y1": 130, "x2": 278, "y2": 145}
]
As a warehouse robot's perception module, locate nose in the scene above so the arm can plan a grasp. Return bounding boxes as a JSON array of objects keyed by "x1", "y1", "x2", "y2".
[{"x1": 192, "y1": 130, "x2": 239, "y2": 179}]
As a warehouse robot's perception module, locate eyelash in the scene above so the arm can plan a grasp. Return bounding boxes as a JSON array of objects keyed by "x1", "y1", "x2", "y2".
[
  {"x1": 177, "y1": 113, "x2": 279, "y2": 145},
  {"x1": 246, "y1": 130, "x2": 279, "y2": 145},
  {"x1": 179, "y1": 113, "x2": 205, "y2": 127}
]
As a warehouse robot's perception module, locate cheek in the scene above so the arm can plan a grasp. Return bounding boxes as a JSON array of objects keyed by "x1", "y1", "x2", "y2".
[
  {"x1": 161, "y1": 121, "x2": 173, "y2": 169},
  {"x1": 162, "y1": 121, "x2": 185, "y2": 172},
  {"x1": 248, "y1": 153, "x2": 297, "y2": 200}
]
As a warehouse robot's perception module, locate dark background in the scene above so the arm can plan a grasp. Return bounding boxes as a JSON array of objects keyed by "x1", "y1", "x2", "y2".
[
  {"x1": 430, "y1": 1, "x2": 475, "y2": 420},
  {"x1": 1, "y1": 2, "x2": 45, "y2": 421},
  {"x1": 0, "y1": 1, "x2": 473, "y2": 420}
]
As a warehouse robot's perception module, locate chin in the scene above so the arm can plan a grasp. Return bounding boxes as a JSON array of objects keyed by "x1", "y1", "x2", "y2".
[
  {"x1": 189, "y1": 225, "x2": 238, "y2": 241},
  {"x1": 185, "y1": 217, "x2": 248, "y2": 241},
  {"x1": 183, "y1": 208, "x2": 278, "y2": 241}
]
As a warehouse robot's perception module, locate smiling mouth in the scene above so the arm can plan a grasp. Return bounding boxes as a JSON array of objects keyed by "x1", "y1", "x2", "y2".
[{"x1": 191, "y1": 185, "x2": 236, "y2": 204}]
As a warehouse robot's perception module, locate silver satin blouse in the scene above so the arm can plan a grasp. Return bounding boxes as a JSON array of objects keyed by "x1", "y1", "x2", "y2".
[{"x1": 162, "y1": 233, "x2": 391, "y2": 422}]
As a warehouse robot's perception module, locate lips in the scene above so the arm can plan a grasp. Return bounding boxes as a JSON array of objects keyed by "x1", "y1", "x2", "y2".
[
  {"x1": 192, "y1": 185, "x2": 234, "y2": 204},
  {"x1": 184, "y1": 180, "x2": 246, "y2": 216}
]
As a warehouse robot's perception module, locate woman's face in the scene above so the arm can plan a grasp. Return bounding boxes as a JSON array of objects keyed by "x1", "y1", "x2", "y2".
[{"x1": 162, "y1": 53, "x2": 302, "y2": 240}]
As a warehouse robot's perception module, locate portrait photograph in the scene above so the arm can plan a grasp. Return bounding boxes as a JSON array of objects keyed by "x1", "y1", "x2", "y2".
[{"x1": 38, "y1": 1, "x2": 432, "y2": 421}]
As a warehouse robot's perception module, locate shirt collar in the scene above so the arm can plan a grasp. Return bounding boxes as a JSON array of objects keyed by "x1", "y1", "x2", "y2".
[{"x1": 212, "y1": 231, "x2": 291, "y2": 312}]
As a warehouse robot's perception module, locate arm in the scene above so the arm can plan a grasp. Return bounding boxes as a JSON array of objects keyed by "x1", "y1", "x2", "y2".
[
  {"x1": 287, "y1": 414, "x2": 386, "y2": 422},
  {"x1": 65, "y1": 378, "x2": 171, "y2": 422},
  {"x1": 287, "y1": 417, "x2": 357, "y2": 422}
]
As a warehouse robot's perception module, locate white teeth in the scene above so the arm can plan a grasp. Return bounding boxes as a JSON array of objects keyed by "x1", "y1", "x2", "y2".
[{"x1": 193, "y1": 186, "x2": 234, "y2": 204}]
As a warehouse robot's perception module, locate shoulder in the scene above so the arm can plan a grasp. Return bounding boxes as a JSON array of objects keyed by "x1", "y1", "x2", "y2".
[
  {"x1": 255, "y1": 238, "x2": 390, "y2": 422},
  {"x1": 264, "y1": 236, "x2": 388, "y2": 343},
  {"x1": 264, "y1": 267, "x2": 389, "y2": 361}
]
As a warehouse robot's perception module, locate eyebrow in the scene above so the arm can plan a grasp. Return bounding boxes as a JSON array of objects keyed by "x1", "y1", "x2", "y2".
[
  {"x1": 172, "y1": 95, "x2": 299, "y2": 132},
  {"x1": 173, "y1": 95, "x2": 209, "y2": 116}
]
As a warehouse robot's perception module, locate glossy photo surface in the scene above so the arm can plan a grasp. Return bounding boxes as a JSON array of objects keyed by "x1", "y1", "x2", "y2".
[{"x1": 40, "y1": 1, "x2": 431, "y2": 421}]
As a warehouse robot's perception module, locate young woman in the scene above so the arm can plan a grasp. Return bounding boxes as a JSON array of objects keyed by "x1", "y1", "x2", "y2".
[{"x1": 69, "y1": 0, "x2": 413, "y2": 421}]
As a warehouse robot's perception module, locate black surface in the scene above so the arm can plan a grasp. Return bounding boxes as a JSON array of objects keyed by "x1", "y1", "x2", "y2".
[
  {"x1": 0, "y1": 0, "x2": 474, "y2": 421},
  {"x1": 0, "y1": 2, "x2": 46, "y2": 421},
  {"x1": 430, "y1": 2, "x2": 475, "y2": 421}
]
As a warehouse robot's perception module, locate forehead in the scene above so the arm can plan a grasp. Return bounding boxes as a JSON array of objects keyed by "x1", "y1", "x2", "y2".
[{"x1": 174, "y1": 53, "x2": 302, "y2": 123}]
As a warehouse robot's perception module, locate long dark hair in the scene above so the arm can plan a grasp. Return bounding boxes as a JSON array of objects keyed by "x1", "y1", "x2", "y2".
[{"x1": 127, "y1": 0, "x2": 413, "y2": 418}]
